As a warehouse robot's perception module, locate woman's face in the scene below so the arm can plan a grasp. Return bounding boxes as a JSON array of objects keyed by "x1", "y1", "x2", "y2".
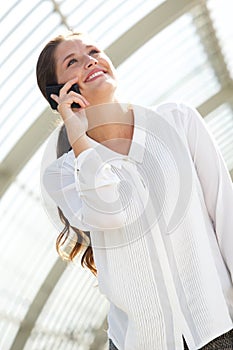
[{"x1": 54, "y1": 34, "x2": 117, "y2": 104}]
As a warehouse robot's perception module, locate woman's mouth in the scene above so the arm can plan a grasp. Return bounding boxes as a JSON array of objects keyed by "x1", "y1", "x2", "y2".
[{"x1": 85, "y1": 70, "x2": 106, "y2": 82}]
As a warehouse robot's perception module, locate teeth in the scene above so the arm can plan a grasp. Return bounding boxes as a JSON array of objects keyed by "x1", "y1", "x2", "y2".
[{"x1": 87, "y1": 71, "x2": 104, "y2": 81}]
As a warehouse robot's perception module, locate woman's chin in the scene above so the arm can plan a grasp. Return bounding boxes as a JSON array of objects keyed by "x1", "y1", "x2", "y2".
[{"x1": 87, "y1": 83, "x2": 117, "y2": 104}]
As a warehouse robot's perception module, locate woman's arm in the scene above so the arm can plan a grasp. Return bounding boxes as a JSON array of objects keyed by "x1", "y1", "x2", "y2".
[
  {"x1": 42, "y1": 147, "x2": 126, "y2": 231},
  {"x1": 43, "y1": 78, "x2": 128, "y2": 230},
  {"x1": 181, "y1": 103, "x2": 233, "y2": 281}
]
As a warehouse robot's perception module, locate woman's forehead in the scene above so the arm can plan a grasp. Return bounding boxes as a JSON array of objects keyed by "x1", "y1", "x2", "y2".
[
  {"x1": 55, "y1": 35, "x2": 98, "y2": 61},
  {"x1": 64, "y1": 33, "x2": 96, "y2": 46}
]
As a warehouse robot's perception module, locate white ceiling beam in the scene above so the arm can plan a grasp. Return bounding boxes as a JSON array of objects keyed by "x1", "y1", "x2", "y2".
[
  {"x1": 51, "y1": 0, "x2": 70, "y2": 28},
  {"x1": 105, "y1": 0, "x2": 201, "y2": 66},
  {"x1": 198, "y1": 83, "x2": 233, "y2": 116},
  {"x1": 192, "y1": 2, "x2": 232, "y2": 87},
  {"x1": 10, "y1": 258, "x2": 67, "y2": 350},
  {"x1": 0, "y1": 109, "x2": 60, "y2": 197}
]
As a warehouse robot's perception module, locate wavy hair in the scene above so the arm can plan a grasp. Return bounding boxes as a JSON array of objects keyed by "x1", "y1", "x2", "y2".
[{"x1": 36, "y1": 32, "x2": 97, "y2": 275}]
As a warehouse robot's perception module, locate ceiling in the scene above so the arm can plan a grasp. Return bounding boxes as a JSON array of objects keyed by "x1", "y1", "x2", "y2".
[{"x1": 0, "y1": 0, "x2": 233, "y2": 349}]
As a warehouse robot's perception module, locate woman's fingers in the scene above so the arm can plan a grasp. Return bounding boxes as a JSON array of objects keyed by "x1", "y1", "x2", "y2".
[
  {"x1": 69, "y1": 91, "x2": 90, "y2": 108},
  {"x1": 51, "y1": 93, "x2": 88, "y2": 110},
  {"x1": 50, "y1": 77, "x2": 90, "y2": 111},
  {"x1": 60, "y1": 77, "x2": 79, "y2": 93}
]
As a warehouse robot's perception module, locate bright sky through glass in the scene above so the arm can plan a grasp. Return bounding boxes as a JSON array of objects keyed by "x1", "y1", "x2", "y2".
[
  {"x1": 117, "y1": 13, "x2": 220, "y2": 106},
  {"x1": 207, "y1": 0, "x2": 233, "y2": 78},
  {"x1": 0, "y1": 0, "x2": 165, "y2": 163}
]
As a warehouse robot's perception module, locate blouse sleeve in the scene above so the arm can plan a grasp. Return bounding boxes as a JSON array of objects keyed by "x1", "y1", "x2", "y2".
[
  {"x1": 181, "y1": 103, "x2": 233, "y2": 281},
  {"x1": 42, "y1": 148, "x2": 126, "y2": 231}
]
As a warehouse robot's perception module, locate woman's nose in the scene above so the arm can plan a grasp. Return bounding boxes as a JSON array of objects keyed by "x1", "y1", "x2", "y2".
[{"x1": 85, "y1": 55, "x2": 98, "y2": 69}]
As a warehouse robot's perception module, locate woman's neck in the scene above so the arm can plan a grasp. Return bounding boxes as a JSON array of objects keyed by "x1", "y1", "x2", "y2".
[{"x1": 86, "y1": 102, "x2": 134, "y2": 155}]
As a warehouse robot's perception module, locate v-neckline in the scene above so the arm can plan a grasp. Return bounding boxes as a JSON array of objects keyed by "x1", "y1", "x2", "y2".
[{"x1": 87, "y1": 104, "x2": 147, "y2": 163}]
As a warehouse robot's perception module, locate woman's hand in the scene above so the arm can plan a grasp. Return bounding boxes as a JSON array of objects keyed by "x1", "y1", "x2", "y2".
[
  {"x1": 50, "y1": 77, "x2": 89, "y2": 119},
  {"x1": 50, "y1": 77, "x2": 91, "y2": 156}
]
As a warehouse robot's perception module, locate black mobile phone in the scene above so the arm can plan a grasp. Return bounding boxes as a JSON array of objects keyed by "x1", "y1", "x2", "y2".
[{"x1": 45, "y1": 83, "x2": 81, "y2": 110}]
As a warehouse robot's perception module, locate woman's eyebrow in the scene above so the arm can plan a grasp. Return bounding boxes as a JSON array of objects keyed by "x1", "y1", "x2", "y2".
[
  {"x1": 62, "y1": 46, "x2": 94, "y2": 63},
  {"x1": 62, "y1": 53, "x2": 75, "y2": 63}
]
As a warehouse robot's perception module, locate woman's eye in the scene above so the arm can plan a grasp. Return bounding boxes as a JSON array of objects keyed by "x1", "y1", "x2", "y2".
[
  {"x1": 67, "y1": 58, "x2": 77, "y2": 67},
  {"x1": 89, "y1": 49, "x2": 100, "y2": 55}
]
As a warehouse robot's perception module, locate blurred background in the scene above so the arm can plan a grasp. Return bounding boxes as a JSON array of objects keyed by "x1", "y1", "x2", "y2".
[{"x1": 0, "y1": 0, "x2": 233, "y2": 349}]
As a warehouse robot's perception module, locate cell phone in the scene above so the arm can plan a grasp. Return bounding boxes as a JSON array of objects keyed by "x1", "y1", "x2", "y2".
[{"x1": 45, "y1": 83, "x2": 81, "y2": 110}]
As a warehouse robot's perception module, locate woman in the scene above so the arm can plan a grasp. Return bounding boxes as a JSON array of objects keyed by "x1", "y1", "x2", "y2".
[{"x1": 36, "y1": 31, "x2": 233, "y2": 349}]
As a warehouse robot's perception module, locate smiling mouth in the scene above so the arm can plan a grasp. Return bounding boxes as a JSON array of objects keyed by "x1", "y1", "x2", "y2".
[{"x1": 85, "y1": 71, "x2": 106, "y2": 82}]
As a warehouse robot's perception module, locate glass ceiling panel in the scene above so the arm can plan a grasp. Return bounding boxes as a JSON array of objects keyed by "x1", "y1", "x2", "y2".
[
  {"x1": 0, "y1": 0, "x2": 66, "y2": 163},
  {"x1": 1, "y1": 0, "x2": 24, "y2": 23},
  {"x1": 24, "y1": 263, "x2": 109, "y2": 350},
  {"x1": 59, "y1": 0, "x2": 165, "y2": 48},
  {"x1": 117, "y1": 12, "x2": 220, "y2": 108},
  {"x1": 0, "y1": 0, "x2": 165, "y2": 164},
  {"x1": 207, "y1": 0, "x2": 233, "y2": 79},
  {"x1": 0, "y1": 135, "x2": 109, "y2": 350},
  {"x1": 204, "y1": 103, "x2": 233, "y2": 171},
  {"x1": 0, "y1": 144, "x2": 58, "y2": 350}
]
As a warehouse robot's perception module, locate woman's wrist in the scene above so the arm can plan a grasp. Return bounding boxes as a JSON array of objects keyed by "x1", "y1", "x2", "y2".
[
  {"x1": 63, "y1": 112, "x2": 89, "y2": 156},
  {"x1": 70, "y1": 134, "x2": 91, "y2": 157}
]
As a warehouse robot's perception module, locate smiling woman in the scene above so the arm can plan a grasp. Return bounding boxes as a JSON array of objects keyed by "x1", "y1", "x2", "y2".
[
  {"x1": 53, "y1": 32, "x2": 117, "y2": 107},
  {"x1": 36, "y1": 31, "x2": 233, "y2": 350},
  {"x1": 37, "y1": 32, "x2": 117, "y2": 107}
]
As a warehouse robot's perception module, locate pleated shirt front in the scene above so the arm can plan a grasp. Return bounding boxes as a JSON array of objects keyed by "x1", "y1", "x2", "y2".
[{"x1": 43, "y1": 102, "x2": 233, "y2": 350}]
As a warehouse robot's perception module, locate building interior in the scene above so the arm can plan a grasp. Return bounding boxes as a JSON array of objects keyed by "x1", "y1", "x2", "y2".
[{"x1": 0, "y1": 0, "x2": 233, "y2": 349}]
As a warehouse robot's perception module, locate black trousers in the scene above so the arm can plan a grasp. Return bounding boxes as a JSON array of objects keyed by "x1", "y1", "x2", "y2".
[{"x1": 109, "y1": 328, "x2": 233, "y2": 349}]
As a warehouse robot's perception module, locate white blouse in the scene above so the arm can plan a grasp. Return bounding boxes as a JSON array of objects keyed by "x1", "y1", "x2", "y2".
[{"x1": 42, "y1": 102, "x2": 233, "y2": 350}]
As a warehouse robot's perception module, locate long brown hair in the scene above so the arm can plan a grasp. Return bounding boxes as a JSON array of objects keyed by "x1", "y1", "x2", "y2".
[{"x1": 36, "y1": 32, "x2": 97, "y2": 275}]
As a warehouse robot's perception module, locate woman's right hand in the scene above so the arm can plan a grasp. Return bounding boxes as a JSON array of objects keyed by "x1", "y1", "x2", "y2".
[
  {"x1": 50, "y1": 77, "x2": 91, "y2": 156},
  {"x1": 50, "y1": 77, "x2": 89, "y2": 119}
]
